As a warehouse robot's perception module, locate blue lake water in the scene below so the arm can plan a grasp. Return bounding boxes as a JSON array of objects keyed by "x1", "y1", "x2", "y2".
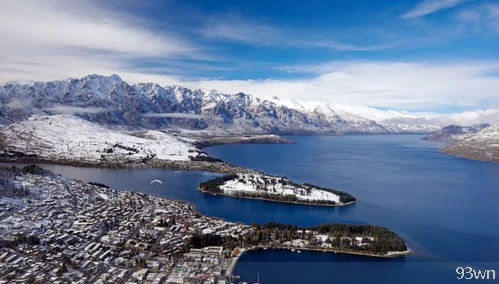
[{"x1": 31, "y1": 135, "x2": 499, "y2": 283}]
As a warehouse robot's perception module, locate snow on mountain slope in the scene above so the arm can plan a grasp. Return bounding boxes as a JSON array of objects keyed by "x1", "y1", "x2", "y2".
[
  {"x1": 1, "y1": 74, "x2": 497, "y2": 134},
  {"x1": 443, "y1": 124, "x2": 499, "y2": 162},
  {"x1": 0, "y1": 114, "x2": 201, "y2": 162},
  {"x1": 267, "y1": 97, "x2": 443, "y2": 133},
  {"x1": 423, "y1": 124, "x2": 489, "y2": 142}
]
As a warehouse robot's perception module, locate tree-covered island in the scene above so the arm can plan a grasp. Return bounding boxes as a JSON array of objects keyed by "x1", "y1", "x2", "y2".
[{"x1": 199, "y1": 173, "x2": 356, "y2": 206}]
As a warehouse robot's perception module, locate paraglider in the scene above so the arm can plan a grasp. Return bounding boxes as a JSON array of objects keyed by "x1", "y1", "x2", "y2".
[{"x1": 150, "y1": 179, "x2": 163, "y2": 185}]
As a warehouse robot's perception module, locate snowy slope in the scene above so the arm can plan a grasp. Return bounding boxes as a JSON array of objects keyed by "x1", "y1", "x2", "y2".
[
  {"x1": 1, "y1": 114, "x2": 201, "y2": 162},
  {"x1": 443, "y1": 124, "x2": 499, "y2": 162},
  {"x1": 423, "y1": 124, "x2": 489, "y2": 142}
]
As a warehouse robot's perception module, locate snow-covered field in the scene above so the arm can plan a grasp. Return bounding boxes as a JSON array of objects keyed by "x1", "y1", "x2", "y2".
[
  {"x1": 218, "y1": 173, "x2": 343, "y2": 204},
  {"x1": 1, "y1": 114, "x2": 202, "y2": 163}
]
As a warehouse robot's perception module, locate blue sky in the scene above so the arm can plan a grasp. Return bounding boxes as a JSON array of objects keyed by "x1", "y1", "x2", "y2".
[{"x1": 1, "y1": 0, "x2": 498, "y2": 112}]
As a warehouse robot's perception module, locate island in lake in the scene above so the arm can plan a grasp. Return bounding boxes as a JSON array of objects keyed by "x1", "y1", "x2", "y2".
[{"x1": 199, "y1": 173, "x2": 356, "y2": 206}]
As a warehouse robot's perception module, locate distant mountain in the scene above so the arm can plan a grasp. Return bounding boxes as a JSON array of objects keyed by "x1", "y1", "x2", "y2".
[
  {"x1": 1, "y1": 74, "x2": 497, "y2": 134},
  {"x1": 423, "y1": 124, "x2": 490, "y2": 142},
  {"x1": 443, "y1": 124, "x2": 499, "y2": 163}
]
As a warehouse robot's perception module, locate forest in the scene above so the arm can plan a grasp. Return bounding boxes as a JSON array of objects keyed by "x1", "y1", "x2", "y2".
[{"x1": 189, "y1": 222, "x2": 407, "y2": 255}]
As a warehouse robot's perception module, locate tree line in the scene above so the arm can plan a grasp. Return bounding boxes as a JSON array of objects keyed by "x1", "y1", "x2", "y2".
[{"x1": 188, "y1": 221, "x2": 407, "y2": 255}]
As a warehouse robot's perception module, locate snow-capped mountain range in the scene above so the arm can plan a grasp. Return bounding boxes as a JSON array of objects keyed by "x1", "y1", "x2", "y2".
[{"x1": 1, "y1": 74, "x2": 498, "y2": 134}]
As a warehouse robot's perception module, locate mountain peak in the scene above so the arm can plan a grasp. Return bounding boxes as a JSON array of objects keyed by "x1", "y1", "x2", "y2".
[
  {"x1": 80, "y1": 73, "x2": 122, "y2": 83},
  {"x1": 5, "y1": 79, "x2": 36, "y2": 86}
]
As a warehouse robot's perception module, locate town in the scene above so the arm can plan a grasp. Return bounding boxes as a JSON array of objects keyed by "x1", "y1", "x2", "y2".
[
  {"x1": 0, "y1": 165, "x2": 409, "y2": 283},
  {"x1": 0, "y1": 165, "x2": 253, "y2": 283}
]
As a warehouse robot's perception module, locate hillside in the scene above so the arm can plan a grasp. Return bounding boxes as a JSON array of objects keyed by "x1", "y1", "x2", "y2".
[
  {"x1": 423, "y1": 124, "x2": 489, "y2": 142},
  {"x1": 443, "y1": 124, "x2": 499, "y2": 163},
  {"x1": 0, "y1": 114, "x2": 203, "y2": 163}
]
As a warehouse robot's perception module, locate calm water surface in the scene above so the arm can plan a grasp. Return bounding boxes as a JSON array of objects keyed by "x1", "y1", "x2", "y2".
[{"x1": 33, "y1": 135, "x2": 499, "y2": 283}]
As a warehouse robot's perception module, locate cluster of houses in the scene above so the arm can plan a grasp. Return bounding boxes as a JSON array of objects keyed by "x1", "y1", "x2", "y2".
[
  {"x1": 166, "y1": 246, "x2": 228, "y2": 283},
  {"x1": 0, "y1": 168, "x2": 254, "y2": 283}
]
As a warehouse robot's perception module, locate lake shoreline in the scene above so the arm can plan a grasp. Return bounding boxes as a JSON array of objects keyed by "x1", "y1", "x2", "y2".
[
  {"x1": 227, "y1": 245, "x2": 412, "y2": 278},
  {"x1": 243, "y1": 246, "x2": 412, "y2": 258},
  {"x1": 441, "y1": 147, "x2": 499, "y2": 163},
  {"x1": 0, "y1": 155, "x2": 259, "y2": 174},
  {"x1": 191, "y1": 134, "x2": 294, "y2": 148},
  {"x1": 226, "y1": 248, "x2": 249, "y2": 277}
]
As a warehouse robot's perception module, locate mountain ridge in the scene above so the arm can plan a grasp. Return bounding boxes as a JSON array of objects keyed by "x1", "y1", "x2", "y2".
[{"x1": 1, "y1": 74, "x2": 497, "y2": 135}]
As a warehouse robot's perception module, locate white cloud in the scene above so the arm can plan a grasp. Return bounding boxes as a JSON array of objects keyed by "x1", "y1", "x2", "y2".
[
  {"x1": 202, "y1": 17, "x2": 279, "y2": 46},
  {"x1": 43, "y1": 105, "x2": 112, "y2": 115},
  {"x1": 5, "y1": 98, "x2": 34, "y2": 109},
  {"x1": 201, "y1": 16, "x2": 389, "y2": 51},
  {"x1": 458, "y1": 3, "x2": 499, "y2": 33},
  {"x1": 0, "y1": 1, "x2": 189, "y2": 56},
  {"x1": 183, "y1": 61, "x2": 499, "y2": 110},
  {"x1": 0, "y1": 0, "x2": 198, "y2": 83},
  {"x1": 306, "y1": 41, "x2": 392, "y2": 52},
  {"x1": 142, "y1": 113, "x2": 206, "y2": 119},
  {"x1": 402, "y1": 0, "x2": 464, "y2": 18},
  {"x1": 441, "y1": 109, "x2": 499, "y2": 126}
]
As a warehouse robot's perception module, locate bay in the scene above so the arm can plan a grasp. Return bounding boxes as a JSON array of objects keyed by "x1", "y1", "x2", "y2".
[{"x1": 29, "y1": 134, "x2": 499, "y2": 283}]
